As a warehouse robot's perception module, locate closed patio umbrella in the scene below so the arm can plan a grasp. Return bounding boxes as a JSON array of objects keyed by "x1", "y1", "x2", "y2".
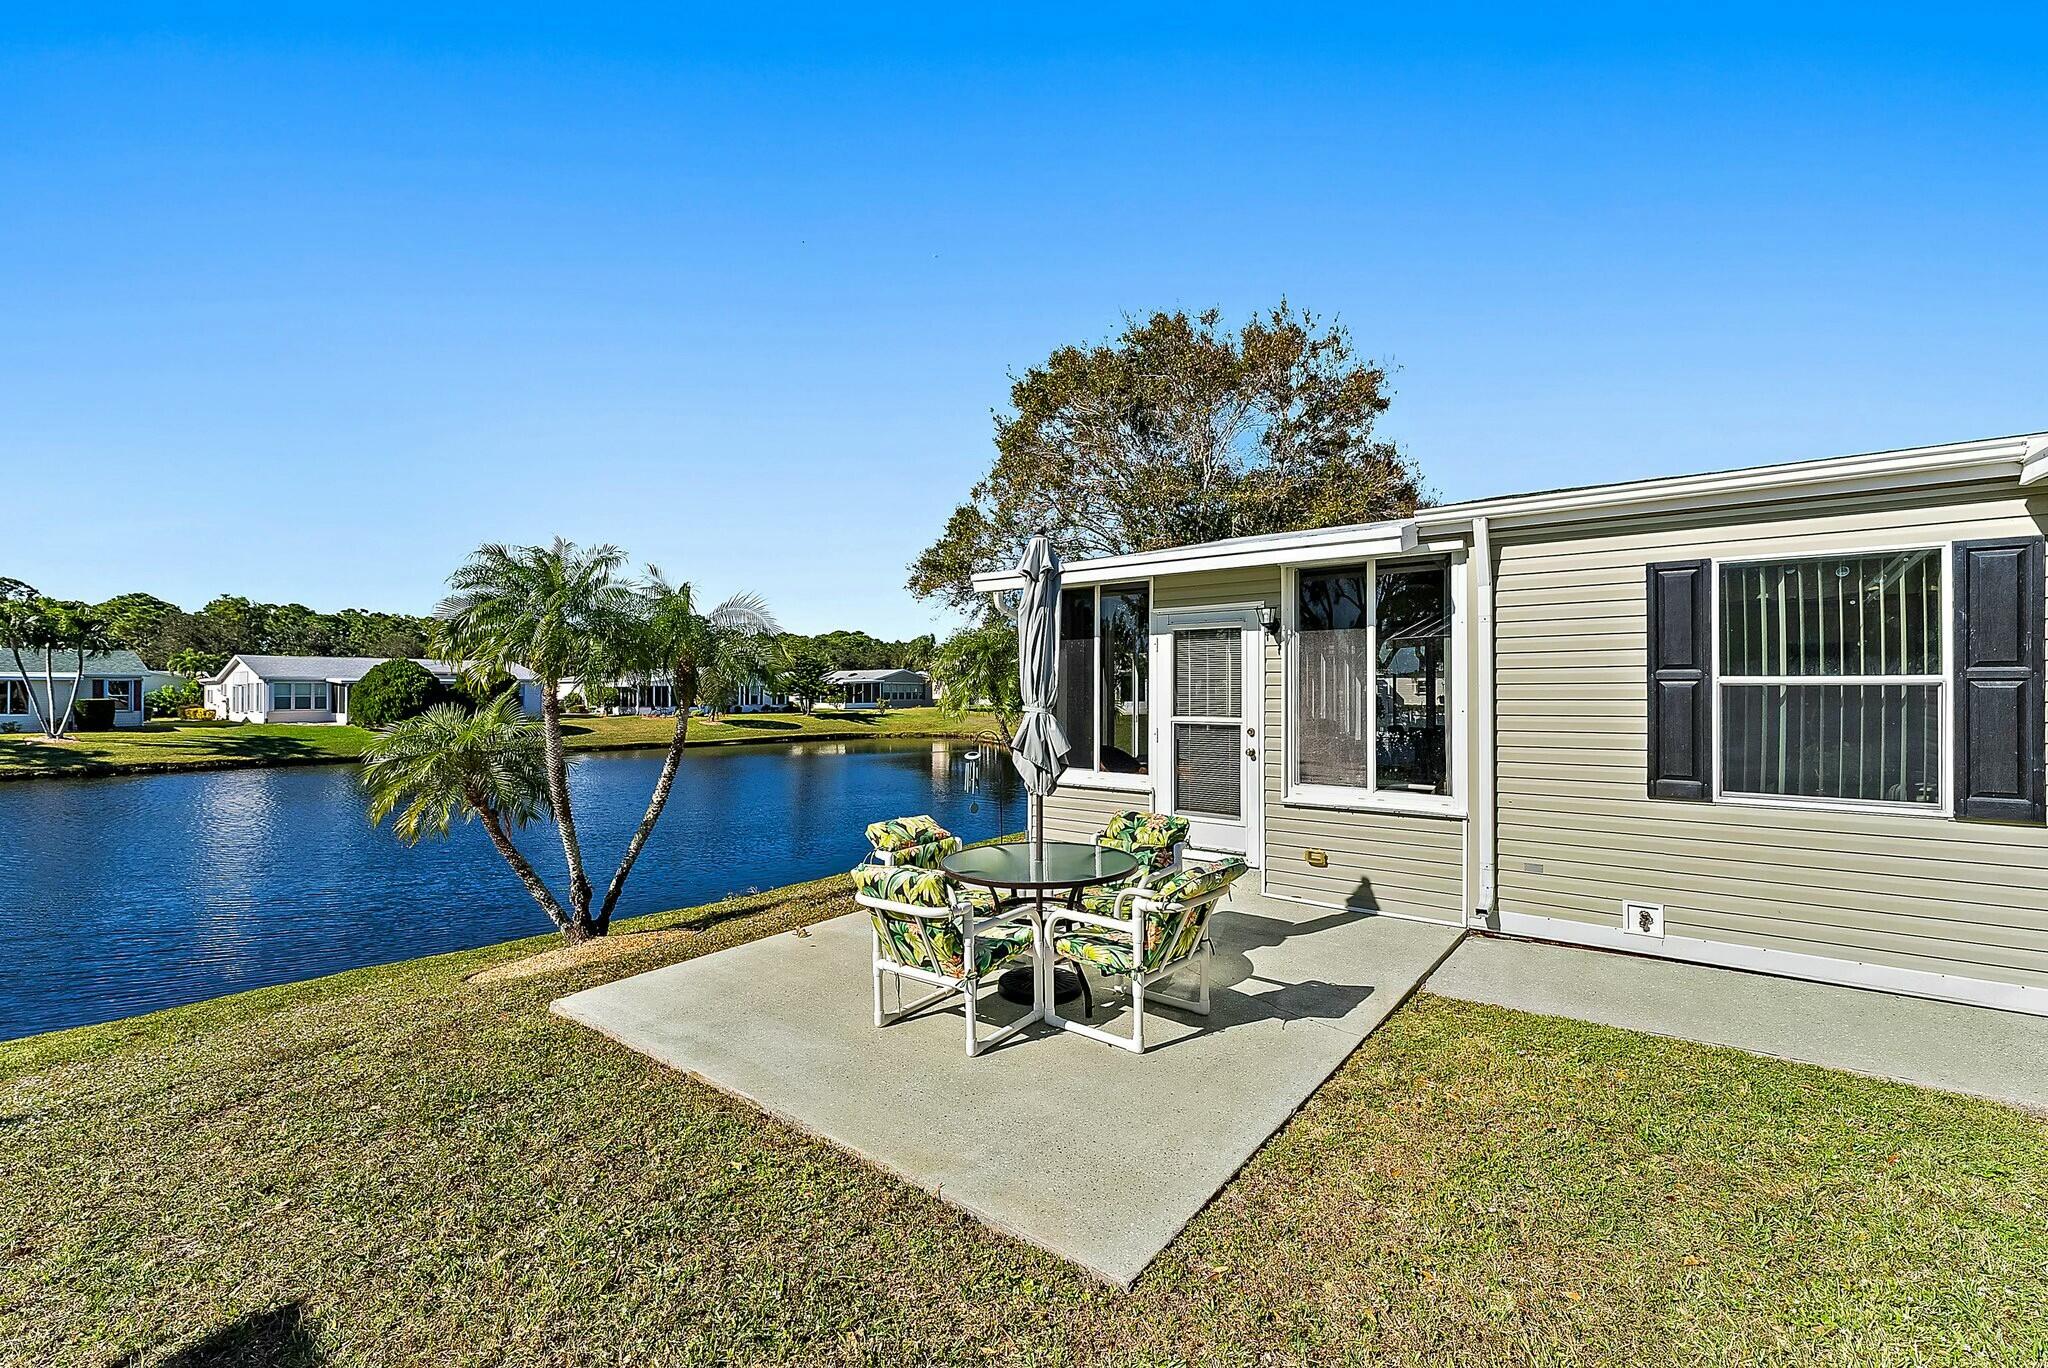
[{"x1": 1011, "y1": 532, "x2": 1071, "y2": 865}]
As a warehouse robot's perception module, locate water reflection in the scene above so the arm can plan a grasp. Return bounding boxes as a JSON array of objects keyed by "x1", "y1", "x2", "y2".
[{"x1": 0, "y1": 738, "x2": 1019, "y2": 1040}]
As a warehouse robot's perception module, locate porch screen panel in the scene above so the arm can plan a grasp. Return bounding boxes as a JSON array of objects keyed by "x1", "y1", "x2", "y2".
[
  {"x1": 1056, "y1": 588, "x2": 1096, "y2": 769},
  {"x1": 1718, "y1": 550, "x2": 1942, "y2": 805},
  {"x1": 1173, "y1": 724, "x2": 1241, "y2": 818},
  {"x1": 1295, "y1": 567, "x2": 1371, "y2": 787},
  {"x1": 1375, "y1": 562, "x2": 1451, "y2": 794},
  {"x1": 1098, "y1": 585, "x2": 1150, "y2": 774}
]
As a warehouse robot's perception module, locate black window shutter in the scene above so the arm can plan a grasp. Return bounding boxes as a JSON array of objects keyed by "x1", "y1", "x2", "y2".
[
  {"x1": 1646, "y1": 559, "x2": 1712, "y2": 800},
  {"x1": 1953, "y1": 537, "x2": 2045, "y2": 823}
]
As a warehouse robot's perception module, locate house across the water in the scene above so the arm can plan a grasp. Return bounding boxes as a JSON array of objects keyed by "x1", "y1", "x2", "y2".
[
  {"x1": 203, "y1": 656, "x2": 543, "y2": 724},
  {"x1": 975, "y1": 429, "x2": 2048, "y2": 1018},
  {"x1": 578, "y1": 671, "x2": 788, "y2": 713},
  {"x1": 1, "y1": 650, "x2": 173, "y2": 730},
  {"x1": 824, "y1": 668, "x2": 931, "y2": 710}
]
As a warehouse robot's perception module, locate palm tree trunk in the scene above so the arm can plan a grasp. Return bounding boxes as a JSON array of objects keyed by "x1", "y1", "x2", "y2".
[
  {"x1": 537, "y1": 685, "x2": 595, "y2": 933},
  {"x1": 56, "y1": 646, "x2": 85, "y2": 736},
  {"x1": 472, "y1": 792, "x2": 578, "y2": 936},
  {"x1": 596, "y1": 665, "x2": 693, "y2": 933},
  {"x1": 8, "y1": 644, "x2": 50, "y2": 735},
  {"x1": 41, "y1": 648, "x2": 60, "y2": 739}
]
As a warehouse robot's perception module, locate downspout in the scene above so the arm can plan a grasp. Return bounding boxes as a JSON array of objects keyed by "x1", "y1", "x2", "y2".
[{"x1": 1472, "y1": 516, "x2": 1498, "y2": 926}]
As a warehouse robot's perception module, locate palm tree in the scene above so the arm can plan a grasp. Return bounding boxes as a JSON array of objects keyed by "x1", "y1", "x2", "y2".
[
  {"x1": 930, "y1": 622, "x2": 1022, "y2": 749},
  {"x1": 360, "y1": 699, "x2": 571, "y2": 931},
  {"x1": 0, "y1": 598, "x2": 51, "y2": 736},
  {"x1": 592, "y1": 571, "x2": 777, "y2": 932},
  {"x1": 434, "y1": 540, "x2": 637, "y2": 938},
  {"x1": 53, "y1": 603, "x2": 113, "y2": 737},
  {"x1": 0, "y1": 596, "x2": 107, "y2": 739}
]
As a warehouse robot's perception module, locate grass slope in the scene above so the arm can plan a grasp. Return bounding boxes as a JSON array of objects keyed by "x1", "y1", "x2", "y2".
[
  {"x1": 2, "y1": 881, "x2": 2043, "y2": 1366},
  {"x1": 0, "y1": 708, "x2": 996, "y2": 781}
]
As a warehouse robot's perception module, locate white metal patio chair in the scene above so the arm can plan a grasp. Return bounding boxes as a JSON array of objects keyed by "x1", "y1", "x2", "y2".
[
  {"x1": 1043, "y1": 856, "x2": 1248, "y2": 1053},
  {"x1": 850, "y1": 861, "x2": 1039, "y2": 1057}
]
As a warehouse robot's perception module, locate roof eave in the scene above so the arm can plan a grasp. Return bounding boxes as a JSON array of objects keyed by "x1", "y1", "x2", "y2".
[{"x1": 970, "y1": 520, "x2": 1419, "y2": 593}]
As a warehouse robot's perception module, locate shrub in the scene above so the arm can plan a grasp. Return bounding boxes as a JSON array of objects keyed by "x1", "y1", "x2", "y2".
[
  {"x1": 348, "y1": 659, "x2": 446, "y2": 728},
  {"x1": 71, "y1": 698, "x2": 119, "y2": 731},
  {"x1": 147, "y1": 680, "x2": 202, "y2": 717}
]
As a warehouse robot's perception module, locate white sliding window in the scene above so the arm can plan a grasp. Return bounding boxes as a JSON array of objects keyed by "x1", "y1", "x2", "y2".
[
  {"x1": 1716, "y1": 549, "x2": 1944, "y2": 810},
  {"x1": 269, "y1": 681, "x2": 332, "y2": 711}
]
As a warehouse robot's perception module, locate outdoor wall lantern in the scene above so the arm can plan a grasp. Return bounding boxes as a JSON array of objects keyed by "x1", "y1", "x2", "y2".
[{"x1": 1259, "y1": 605, "x2": 1282, "y2": 637}]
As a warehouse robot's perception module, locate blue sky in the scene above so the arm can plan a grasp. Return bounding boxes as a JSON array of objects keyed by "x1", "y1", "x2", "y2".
[{"x1": 3, "y1": 6, "x2": 2044, "y2": 636}]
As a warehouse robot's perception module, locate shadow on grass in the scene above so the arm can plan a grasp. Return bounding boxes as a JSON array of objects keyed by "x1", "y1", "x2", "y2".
[
  {"x1": 715, "y1": 717, "x2": 800, "y2": 731},
  {"x1": 2, "y1": 730, "x2": 341, "y2": 775},
  {"x1": 117, "y1": 1302, "x2": 325, "y2": 1367}
]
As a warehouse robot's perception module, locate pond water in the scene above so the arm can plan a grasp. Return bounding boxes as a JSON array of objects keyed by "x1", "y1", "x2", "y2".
[{"x1": 0, "y1": 738, "x2": 1021, "y2": 1041}]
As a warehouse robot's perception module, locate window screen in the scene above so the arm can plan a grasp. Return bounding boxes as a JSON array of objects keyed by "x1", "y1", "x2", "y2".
[{"x1": 1718, "y1": 551, "x2": 1942, "y2": 806}]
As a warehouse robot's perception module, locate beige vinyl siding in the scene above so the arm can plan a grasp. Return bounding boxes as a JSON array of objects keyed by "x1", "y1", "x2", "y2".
[
  {"x1": 1040, "y1": 784, "x2": 1141, "y2": 845},
  {"x1": 1493, "y1": 482, "x2": 2048, "y2": 992}
]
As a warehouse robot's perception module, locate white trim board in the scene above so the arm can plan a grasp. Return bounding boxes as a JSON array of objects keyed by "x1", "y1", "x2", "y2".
[{"x1": 1487, "y1": 909, "x2": 2048, "y2": 1019}]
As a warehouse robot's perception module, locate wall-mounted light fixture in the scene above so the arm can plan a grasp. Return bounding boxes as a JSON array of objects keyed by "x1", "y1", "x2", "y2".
[{"x1": 1259, "y1": 605, "x2": 1282, "y2": 638}]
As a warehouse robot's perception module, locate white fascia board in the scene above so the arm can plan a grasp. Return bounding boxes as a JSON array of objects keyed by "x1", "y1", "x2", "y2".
[
  {"x1": 969, "y1": 520, "x2": 1418, "y2": 593},
  {"x1": 1418, "y1": 431, "x2": 2047, "y2": 533},
  {"x1": 2018, "y1": 434, "x2": 2048, "y2": 486}
]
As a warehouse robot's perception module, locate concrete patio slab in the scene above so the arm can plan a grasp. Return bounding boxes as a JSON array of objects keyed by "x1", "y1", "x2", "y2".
[
  {"x1": 553, "y1": 890, "x2": 1465, "y2": 1285},
  {"x1": 1426, "y1": 935, "x2": 2048, "y2": 1113}
]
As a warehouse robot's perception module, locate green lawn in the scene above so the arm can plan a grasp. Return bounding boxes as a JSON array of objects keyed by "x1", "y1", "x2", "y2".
[
  {"x1": 0, "y1": 707, "x2": 997, "y2": 781},
  {"x1": 3, "y1": 878, "x2": 2043, "y2": 1366}
]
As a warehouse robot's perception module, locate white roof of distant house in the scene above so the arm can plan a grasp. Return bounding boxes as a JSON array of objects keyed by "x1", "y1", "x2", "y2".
[
  {"x1": 209, "y1": 655, "x2": 538, "y2": 685},
  {"x1": 825, "y1": 668, "x2": 926, "y2": 684},
  {"x1": 0, "y1": 649, "x2": 159, "y2": 680}
]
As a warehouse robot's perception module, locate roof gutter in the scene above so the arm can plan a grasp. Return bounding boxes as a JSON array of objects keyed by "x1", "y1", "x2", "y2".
[{"x1": 970, "y1": 520, "x2": 1419, "y2": 593}]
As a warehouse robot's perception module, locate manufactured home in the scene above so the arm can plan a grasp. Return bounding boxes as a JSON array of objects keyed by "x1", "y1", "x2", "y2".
[
  {"x1": 572, "y1": 671, "x2": 787, "y2": 714},
  {"x1": 825, "y1": 668, "x2": 931, "y2": 710},
  {"x1": 204, "y1": 656, "x2": 543, "y2": 724},
  {"x1": 0, "y1": 650, "x2": 172, "y2": 730},
  {"x1": 974, "y1": 430, "x2": 2048, "y2": 1017}
]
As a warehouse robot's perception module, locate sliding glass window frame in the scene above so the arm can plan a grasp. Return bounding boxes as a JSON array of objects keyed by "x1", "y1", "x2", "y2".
[
  {"x1": 1055, "y1": 580, "x2": 1153, "y2": 786},
  {"x1": 1282, "y1": 554, "x2": 1462, "y2": 816},
  {"x1": 1709, "y1": 543, "x2": 1952, "y2": 817}
]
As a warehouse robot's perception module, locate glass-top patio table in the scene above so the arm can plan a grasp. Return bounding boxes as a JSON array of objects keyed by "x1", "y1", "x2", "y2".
[{"x1": 942, "y1": 841, "x2": 1142, "y2": 1007}]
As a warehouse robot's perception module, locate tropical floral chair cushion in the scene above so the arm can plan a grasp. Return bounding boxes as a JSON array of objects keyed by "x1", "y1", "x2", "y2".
[
  {"x1": 850, "y1": 861, "x2": 1025, "y2": 978},
  {"x1": 1095, "y1": 810, "x2": 1192, "y2": 881},
  {"x1": 1054, "y1": 856, "x2": 1248, "y2": 976},
  {"x1": 866, "y1": 815, "x2": 954, "y2": 852}
]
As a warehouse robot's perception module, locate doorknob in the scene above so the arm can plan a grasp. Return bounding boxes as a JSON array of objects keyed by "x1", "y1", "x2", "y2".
[{"x1": 1245, "y1": 747, "x2": 1257, "y2": 760}]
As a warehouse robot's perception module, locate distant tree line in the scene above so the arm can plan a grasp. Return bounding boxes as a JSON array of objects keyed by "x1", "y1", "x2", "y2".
[
  {"x1": 7, "y1": 583, "x2": 938, "y2": 688},
  {"x1": 89, "y1": 593, "x2": 437, "y2": 676}
]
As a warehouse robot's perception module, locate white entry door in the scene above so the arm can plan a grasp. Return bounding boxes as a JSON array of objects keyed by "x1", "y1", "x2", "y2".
[{"x1": 1155, "y1": 609, "x2": 1263, "y2": 864}]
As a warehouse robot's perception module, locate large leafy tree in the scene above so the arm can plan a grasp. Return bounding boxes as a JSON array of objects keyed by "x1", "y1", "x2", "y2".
[
  {"x1": 909, "y1": 302, "x2": 1427, "y2": 614},
  {"x1": 95, "y1": 592, "x2": 178, "y2": 657}
]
